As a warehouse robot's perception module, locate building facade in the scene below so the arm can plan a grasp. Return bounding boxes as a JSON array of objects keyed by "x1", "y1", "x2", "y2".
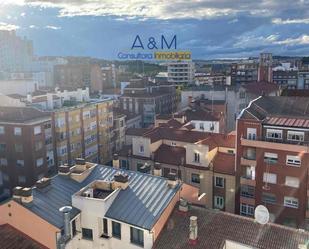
[
  {"x1": 236, "y1": 96, "x2": 309, "y2": 228},
  {"x1": 167, "y1": 61, "x2": 195, "y2": 85}
]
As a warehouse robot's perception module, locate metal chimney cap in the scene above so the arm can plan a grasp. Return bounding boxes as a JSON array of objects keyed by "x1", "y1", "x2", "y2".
[{"x1": 59, "y1": 206, "x2": 72, "y2": 213}]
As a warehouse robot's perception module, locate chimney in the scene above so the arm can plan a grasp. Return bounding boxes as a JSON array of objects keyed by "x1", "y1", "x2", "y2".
[
  {"x1": 167, "y1": 172, "x2": 177, "y2": 188},
  {"x1": 26, "y1": 94, "x2": 32, "y2": 103},
  {"x1": 179, "y1": 198, "x2": 189, "y2": 213},
  {"x1": 47, "y1": 93, "x2": 54, "y2": 110},
  {"x1": 75, "y1": 158, "x2": 85, "y2": 165},
  {"x1": 153, "y1": 162, "x2": 162, "y2": 177},
  {"x1": 13, "y1": 187, "x2": 33, "y2": 204},
  {"x1": 36, "y1": 177, "x2": 51, "y2": 192},
  {"x1": 189, "y1": 216, "x2": 198, "y2": 245},
  {"x1": 113, "y1": 154, "x2": 120, "y2": 169},
  {"x1": 59, "y1": 206, "x2": 72, "y2": 240},
  {"x1": 113, "y1": 172, "x2": 129, "y2": 190},
  {"x1": 58, "y1": 164, "x2": 71, "y2": 176}
]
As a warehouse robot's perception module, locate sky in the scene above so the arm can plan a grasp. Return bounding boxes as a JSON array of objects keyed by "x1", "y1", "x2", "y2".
[{"x1": 0, "y1": 0, "x2": 309, "y2": 60}]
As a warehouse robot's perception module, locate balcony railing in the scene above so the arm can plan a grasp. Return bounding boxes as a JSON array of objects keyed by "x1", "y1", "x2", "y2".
[
  {"x1": 240, "y1": 157, "x2": 256, "y2": 167},
  {"x1": 240, "y1": 176, "x2": 256, "y2": 187}
]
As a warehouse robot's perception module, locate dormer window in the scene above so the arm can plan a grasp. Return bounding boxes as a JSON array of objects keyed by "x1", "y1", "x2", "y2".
[
  {"x1": 266, "y1": 129, "x2": 282, "y2": 140},
  {"x1": 287, "y1": 131, "x2": 304, "y2": 142}
]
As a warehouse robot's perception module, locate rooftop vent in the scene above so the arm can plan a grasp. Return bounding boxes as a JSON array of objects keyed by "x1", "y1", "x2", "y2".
[
  {"x1": 113, "y1": 172, "x2": 129, "y2": 190},
  {"x1": 59, "y1": 206, "x2": 72, "y2": 242},
  {"x1": 167, "y1": 172, "x2": 178, "y2": 188},
  {"x1": 113, "y1": 154, "x2": 119, "y2": 169},
  {"x1": 58, "y1": 165, "x2": 71, "y2": 176},
  {"x1": 75, "y1": 158, "x2": 86, "y2": 165},
  {"x1": 189, "y1": 216, "x2": 198, "y2": 245},
  {"x1": 153, "y1": 162, "x2": 162, "y2": 177},
  {"x1": 179, "y1": 198, "x2": 189, "y2": 213},
  {"x1": 139, "y1": 162, "x2": 151, "y2": 174},
  {"x1": 36, "y1": 178, "x2": 51, "y2": 192},
  {"x1": 70, "y1": 160, "x2": 96, "y2": 183}
]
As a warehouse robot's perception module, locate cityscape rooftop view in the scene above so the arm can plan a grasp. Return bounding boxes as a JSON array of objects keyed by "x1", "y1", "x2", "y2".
[{"x1": 0, "y1": 1, "x2": 309, "y2": 249}]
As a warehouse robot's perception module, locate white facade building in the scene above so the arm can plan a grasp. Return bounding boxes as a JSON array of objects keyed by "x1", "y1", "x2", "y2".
[{"x1": 167, "y1": 61, "x2": 195, "y2": 85}]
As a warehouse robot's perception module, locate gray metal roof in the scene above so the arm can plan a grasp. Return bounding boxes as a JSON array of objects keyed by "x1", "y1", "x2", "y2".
[{"x1": 27, "y1": 165, "x2": 181, "y2": 231}]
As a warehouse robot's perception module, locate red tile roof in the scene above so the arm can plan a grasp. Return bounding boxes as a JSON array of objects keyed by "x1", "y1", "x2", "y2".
[
  {"x1": 154, "y1": 144, "x2": 186, "y2": 166},
  {"x1": 154, "y1": 206, "x2": 309, "y2": 249},
  {"x1": 0, "y1": 224, "x2": 47, "y2": 249},
  {"x1": 197, "y1": 133, "x2": 235, "y2": 150},
  {"x1": 242, "y1": 81, "x2": 279, "y2": 95},
  {"x1": 213, "y1": 152, "x2": 235, "y2": 175},
  {"x1": 158, "y1": 119, "x2": 183, "y2": 129}
]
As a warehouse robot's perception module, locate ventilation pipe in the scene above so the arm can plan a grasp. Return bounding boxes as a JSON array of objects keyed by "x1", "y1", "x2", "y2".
[
  {"x1": 189, "y1": 216, "x2": 198, "y2": 245},
  {"x1": 57, "y1": 206, "x2": 72, "y2": 248},
  {"x1": 113, "y1": 154, "x2": 120, "y2": 169}
]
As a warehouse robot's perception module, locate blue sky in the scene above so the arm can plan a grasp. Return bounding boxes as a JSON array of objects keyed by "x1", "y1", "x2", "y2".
[{"x1": 0, "y1": 0, "x2": 309, "y2": 59}]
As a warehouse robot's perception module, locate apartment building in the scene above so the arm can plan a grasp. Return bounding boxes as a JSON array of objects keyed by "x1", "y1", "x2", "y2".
[
  {"x1": 0, "y1": 30, "x2": 33, "y2": 72},
  {"x1": 230, "y1": 62, "x2": 258, "y2": 85},
  {"x1": 54, "y1": 63, "x2": 102, "y2": 92},
  {"x1": 167, "y1": 61, "x2": 195, "y2": 85},
  {"x1": 0, "y1": 107, "x2": 55, "y2": 197},
  {"x1": 0, "y1": 161, "x2": 199, "y2": 249},
  {"x1": 258, "y1": 53, "x2": 273, "y2": 82},
  {"x1": 236, "y1": 96, "x2": 309, "y2": 228},
  {"x1": 52, "y1": 98, "x2": 113, "y2": 166},
  {"x1": 119, "y1": 79, "x2": 177, "y2": 127},
  {"x1": 119, "y1": 126, "x2": 236, "y2": 212},
  {"x1": 298, "y1": 70, "x2": 309, "y2": 90},
  {"x1": 195, "y1": 73, "x2": 231, "y2": 86},
  {"x1": 273, "y1": 70, "x2": 298, "y2": 88}
]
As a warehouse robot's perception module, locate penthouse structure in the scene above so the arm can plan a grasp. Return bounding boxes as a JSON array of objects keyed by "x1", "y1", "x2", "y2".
[
  {"x1": 236, "y1": 96, "x2": 309, "y2": 228},
  {"x1": 119, "y1": 126, "x2": 236, "y2": 213},
  {"x1": 0, "y1": 161, "x2": 199, "y2": 249}
]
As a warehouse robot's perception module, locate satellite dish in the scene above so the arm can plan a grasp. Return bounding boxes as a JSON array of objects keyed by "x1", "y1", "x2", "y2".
[{"x1": 254, "y1": 205, "x2": 269, "y2": 225}]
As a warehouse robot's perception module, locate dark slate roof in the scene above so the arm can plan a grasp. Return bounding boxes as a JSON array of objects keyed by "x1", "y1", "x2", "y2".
[
  {"x1": 27, "y1": 165, "x2": 180, "y2": 231},
  {"x1": 154, "y1": 144, "x2": 186, "y2": 165},
  {"x1": 0, "y1": 224, "x2": 47, "y2": 249},
  {"x1": 243, "y1": 96, "x2": 309, "y2": 124},
  {"x1": 154, "y1": 206, "x2": 309, "y2": 249},
  {"x1": 242, "y1": 81, "x2": 279, "y2": 95},
  {"x1": 0, "y1": 106, "x2": 50, "y2": 123}
]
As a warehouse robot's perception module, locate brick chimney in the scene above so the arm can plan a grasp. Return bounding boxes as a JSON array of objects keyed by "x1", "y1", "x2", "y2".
[
  {"x1": 153, "y1": 162, "x2": 162, "y2": 177},
  {"x1": 113, "y1": 172, "x2": 129, "y2": 190},
  {"x1": 13, "y1": 187, "x2": 33, "y2": 204},
  {"x1": 167, "y1": 172, "x2": 177, "y2": 188}
]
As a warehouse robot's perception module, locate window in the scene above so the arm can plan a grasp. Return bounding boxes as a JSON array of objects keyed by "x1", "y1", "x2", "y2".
[
  {"x1": 262, "y1": 192, "x2": 276, "y2": 204},
  {"x1": 286, "y1": 155, "x2": 301, "y2": 166},
  {"x1": 240, "y1": 185, "x2": 255, "y2": 198},
  {"x1": 199, "y1": 123, "x2": 204, "y2": 130},
  {"x1": 0, "y1": 126, "x2": 4, "y2": 134},
  {"x1": 194, "y1": 152, "x2": 200, "y2": 163},
  {"x1": 0, "y1": 158, "x2": 8, "y2": 166},
  {"x1": 15, "y1": 144, "x2": 23, "y2": 153},
  {"x1": 0, "y1": 143, "x2": 6, "y2": 152},
  {"x1": 14, "y1": 127, "x2": 22, "y2": 136},
  {"x1": 191, "y1": 173, "x2": 200, "y2": 184},
  {"x1": 120, "y1": 160, "x2": 129, "y2": 170},
  {"x1": 35, "y1": 141, "x2": 43, "y2": 151},
  {"x1": 82, "y1": 228, "x2": 93, "y2": 240},
  {"x1": 215, "y1": 176, "x2": 224, "y2": 188},
  {"x1": 284, "y1": 197, "x2": 299, "y2": 208},
  {"x1": 263, "y1": 173, "x2": 277, "y2": 184},
  {"x1": 36, "y1": 158, "x2": 44, "y2": 167},
  {"x1": 130, "y1": 227, "x2": 144, "y2": 246},
  {"x1": 264, "y1": 152, "x2": 278, "y2": 164},
  {"x1": 285, "y1": 176, "x2": 300, "y2": 188},
  {"x1": 34, "y1": 126, "x2": 41, "y2": 135},
  {"x1": 72, "y1": 219, "x2": 77, "y2": 237},
  {"x1": 171, "y1": 141, "x2": 176, "y2": 146},
  {"x1": 287, "y1": 131, "x2": 304, "y2": 142},
  {"x1": 214, "y1": 196, "x2": 224, "y2": 209},
  {"x1": 266, "y1": 129, "x2": 282, "y2": 139},
  {"x1": 139, "y1": 145, "x2": 144, "y2": 153},
  {"x1": 227, "y1": 149, "x2": 234, "y2": 154},
  {"x1": 240, "y1": 203, "x2": 254, "y2": 216},
  {"x1": 103, "y1": 218, "x2": 108, "y2": 235},
  {"x1": 18, "y1": 175, "x2": 26, "y2": 184},
  {"x1": 247, "y1": 128, "x2": 256, "y2": 140},
  {"x1": 16, "y1": 160, "x2": 24, "y2": 167},
  {"x1": 112, "y1": 221, "x2": 121, "y2": 239}
]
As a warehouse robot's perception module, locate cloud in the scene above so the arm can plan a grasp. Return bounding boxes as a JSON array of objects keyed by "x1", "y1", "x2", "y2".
[
  {"x1": 3, "y1": 0, "x2": 308, "y2": 20},
  {"x1": 45, "y1": 25, "x2": 61, "y2": 30},
  {"x1": 29, "y1": 24, "x2": 38, "y2": 29},
  {"x1": 20, "y1": 12, "x2": 26, "y2": 17},
  {"x1": 0, "y1": 22, "x2": 19, "y2": 31},
  {"x1": 274, "y1": 35, "x2": 309, "y2": 45},
  {"x1": 272, "y1": 18, "x2": 309, "y2": 25}
]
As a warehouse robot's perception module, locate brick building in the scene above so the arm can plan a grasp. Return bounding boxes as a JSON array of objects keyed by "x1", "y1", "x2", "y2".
[{"x1": 236, "y1": 96, "x2": 309, "y2": 228}]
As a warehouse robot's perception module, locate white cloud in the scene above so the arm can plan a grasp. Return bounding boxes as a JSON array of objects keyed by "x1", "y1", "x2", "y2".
[
  {"x1": 29, "y1": 24, "x2": 38, "y2": 29},
  {"x1": 20, "y1": 12, "x2": 26, "y2": 17},
  {"x1": 274, "y1": 35, "x2": 309, "y2": 45},
  {"x1": 45, "y1": 25, "x2": 61, "y2": 30},
  {"x1": 272, "y1": 18, "x2": 309, "y2": 24},
  {"x1": 0, "y1": 22, "x2": 19, "y2": 31}
]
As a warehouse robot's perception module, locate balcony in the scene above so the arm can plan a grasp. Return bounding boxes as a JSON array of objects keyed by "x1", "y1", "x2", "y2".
[
  {"x1": 240, "y1": 196, "x2": 255, "y2": 206},
  {"x1": 240, "y1": 157, "x2": 256, "y2": 167},
  {"x1": 240, "y1": 176, "x2": 256, "y2": 187},
  {"x1": 241, "y1": 137, "x2": 309, "y2": 153}
]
